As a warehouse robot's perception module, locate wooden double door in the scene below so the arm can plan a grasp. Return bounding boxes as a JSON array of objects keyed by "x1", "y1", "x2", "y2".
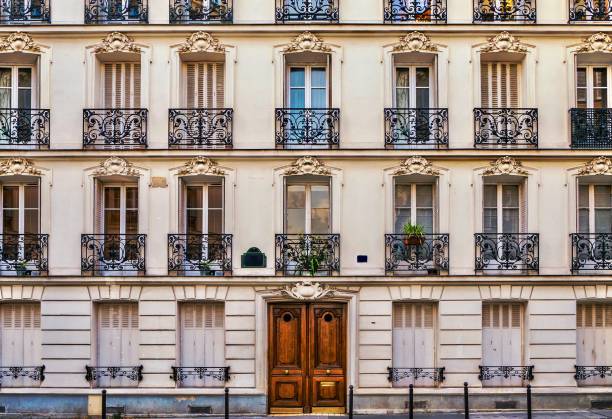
[{"x1": 268, "y1": 303, "x2": 346, "y2": 414}]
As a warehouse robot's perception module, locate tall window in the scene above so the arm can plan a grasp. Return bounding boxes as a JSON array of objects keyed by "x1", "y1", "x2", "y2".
[
  {"x1": 1, "y1": 0, "x2": 44, "y2": 20},
  {"x1": 0, "y1": 67, "x2": 34, "y2": 109},
  {"x1": 184, "y1": 62, "x2": 225, "y2": 108},
  {"x1": 285, "y1": 179, "x2": 330, "y2": 234},
  {"x1": 394, "y1": 181, "x2": 434, "y2": 234},
  {"x1": 103, "y1": 63, "x2": 141, "y2": 108},
  {"x1": 0, "y1": 303, "x2": 41, "y2": 387},
  {"x1": 578, "y1": 184, "x2": 612, "y2": 233},
  {"x1": 480, "y1": 63, "x2": 520, "y2": 108},
  {"x1": 577, "y1": 66, "x2": 610, "y2": 109},
  {"x1": 577, "y1": 303, "x2": 612, "y2": 385},
  {"x1": 288, "y1": 66, "x2": 328, "y2": 109},
  {"x1": 483, "y1": 183, "x2": 525, "y2": 234},
  {"x1": 394, "y1": 66, "x2": 431, "y2": 109},
  {"x1": 106, "y1": 0, "x2": 141, "y2": 19},
  {"x1": 0, "y1": 183, "x2": 39, "y2": 265}
]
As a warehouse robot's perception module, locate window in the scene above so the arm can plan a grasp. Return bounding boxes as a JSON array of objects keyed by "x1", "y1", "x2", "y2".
[
  {"x1": 106, "y1": 0, "x2": 141, "y2": 19},
  {"x1": 102, "y1": 63, "x2": 141, "y2": 108},
  {"x1": 479, "y1": 0, "x2": 532, "y2": 21},
  {"x1": 578, "y1": 184, "x2": 612, "y2": 233},
  {"x1": 480, "y1": 63, "x2": 519, "y2": 108},
  {"x1": 483, "y1": 183, "x2": 525, "y2": 234},
  {"x1": 0, "y1": 67, "x2": 35, "y2": 109},
  {"x1": 577, "y1": 303, "x2": 612, "y2": 385},
  {"x1": 0, "y1": 303, "x2": 41, "y2": 387},
  {"x1": 394, "y1": 182, "x2": 435, "y2": 234},
  {"x1": 179, "y1": 302, "x2": 225, "y2": 387},
  {"x1": 285, "y1": 179, "x2": 330, "y2": 234},
  {"x1": 184, "y1": 62, "x2": 224, "y2": 108},
  {"x1": 1, "y1": 0, "x2": 44, "y2": 20},
  {"x1": 394, "y1": 66, "x2": 432, "y2": 109},
  {"x1": 288, "y1": 66, "x2": 328, "y2": 109},
  {"x1": 577, "y1": 66, "x2": 611, "y2": 109},
  {"x1": 0, "y1": 183, "x2": 39, "y2": 267}
]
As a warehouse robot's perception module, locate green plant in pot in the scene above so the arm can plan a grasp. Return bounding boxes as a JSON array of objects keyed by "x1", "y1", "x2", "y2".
[
  {"x1": 198, "y1": 260, "x2": 213, "y2": 276},
  {"x1": 14, "y1": 260, "x2": 30, "y2": 276},
  {"x1": 296, "y1": 236, "x2": 330, "y2": 277},
  {"x1": 402, "y1": 223, "x2": 426, "y2": 246}
]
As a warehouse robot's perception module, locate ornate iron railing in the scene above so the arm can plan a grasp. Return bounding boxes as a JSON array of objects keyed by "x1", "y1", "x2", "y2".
[
  {"x1": 81, "y1": 234, "x2": 146, "y2": 276},
  {"x1": 474, "y1": 108, "x2": 538, "y2": 148},
  {"x1": 0, "y1": 0, "x2": 50, "y2": 23},
  {"x1": 0, "y1": 234, "x2": 48, "y2": 276},
  {"x1": 575, "y1": 366, "x2": 612, "y2": 381},
  {"x1": 168, "y1": 234, "x2": 232, "y2": 276},
  {"x1": 275, "y1": 234, "x2": 340, "y2": 276},
  {"x1": 384, "y1": 0, "x2": 447, "y2": 23},
  {"x1": 570, "y1": 108, "x2": 612, "y2": 149},
  {"x1": 384, "y1": 108, "x2": 449, "y2": 148},
  {"x1": 168, "y1": 108, "x2": 233, "y2": 148},
  {"x1": 0, "y1": 109, "x2": 50, "y2": 148},
  {"x1": 85, "y1": 365, "x2": 143, "y2": 383},
  {"x1": 275, "y1": 0, "x2": 338, "y2": 22},
  {"x1": 170, "y1": 0, "x2": 232, "y2": 22},
  {"x1": 0, "y1": 366, "x2": 45, "y2": 385},
  {"x1": 479, "y1": 365, "x2": 534, "y2": 382},
  {"x1": 569, "y1": 0, "x2": 612, "y2": 22},
  {"x1": 473, "y1": 0, "x2": 536, "y2": 22},
  {"x1": 275, "y1": 108, "x2": 339, "y2": 149},
  {"x1": 83, "y1": 109, "x2": 147, "y2": 149},
  {"x1": 387, "y1": 367, "x2": 445, "y2": 383},
  {"x1": 85, "y1": 0, "x2": 148, "y2": 23},
  {"x1": 384, "y1": 234, "x2": 449, "y2": 275},
  {"x1": 474, "y1": 233, "x2": 539, "y2": 273},
  {"x1": 571, "y1": 233, "x2": 612, "y2": 273},
  {"x1": 171, "y1": 366, "x2": 230, "y2": 383}
]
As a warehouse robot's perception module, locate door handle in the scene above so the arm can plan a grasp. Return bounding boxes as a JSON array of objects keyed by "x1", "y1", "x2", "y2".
[
  {"x1": 326, "y1": 369, "x2": 331, "y2": 375},
  {"x1": 284, "y1": 370, "x2": 289, "y2": 375}
]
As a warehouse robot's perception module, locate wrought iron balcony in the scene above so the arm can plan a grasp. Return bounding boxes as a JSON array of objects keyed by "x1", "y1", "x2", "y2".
[
  {"x1": 387, "y1": 367, "x2": 445, "y2": 384},
  {"x1": 0, "y1": 234, "x2": 48, "y2": 276},
  {"x1": 473, "y1": 0, "x2": 536, "y2": 22},
  {"x1": 170, "y1": 0, "x2": 232, "y2": 23},
  {"x1": 569, "y1": 0, "x2": 612, "y2": 22},
  {"x1": 479, "y1": 365, "x2": 534, "y2": 382},
  {"x1": 85, "y1": 365, "x2": 143, "y2": 385},
  {"x1": 83, "y1": 109, "x2": 147, "y2": 149},
  {"x1": 384, "y1": 108, "x2": 449, "y2": 149},
  {"x1": 275, "y1": 108, "x2": 339, "y2": 149},
  {"x1": 81, "y1": 234, "x2": 146, "y2": 276},
  {"x1": 575, "y1": 365, "x2": 612, "y2": 381},
  {"x1": 168, "y1": 234, "x2": 232, "y2": 276},
  {"x1": 384, "y1": 0, "x2": 447, "y2": 23},
  {"x1": 474, "y1": 233, "x2": 539, "y2": 273},
  {"x1": 570, "y1": 108, "x2": 612, "y2": 149},
  {"x1": 275, "y1": 0, "x2": 338, "y2": 22},
  {"x1": 571, "y1": 233, "x2": 612, "y2": 274},
  {"x1": 168, "y1": 108, "x2": 233, "y2": 149},
  {"x1": 85, "y1": 0, "x2": 148, "y2": 23},
  {"x1": 275, "y1": 234, "x2": 340, "y2": 276},
  {"x1": 0, "y1": 366, "x2": 45, "y2": 386},
  {"x1": 171, "y1": 366, "x2": 230, "y2": 383},
  {"x1": 0, "y1": 0, "x2": 50, "y2": 23},
  {"x1": 0, "y1": 109, "x2": 50, "y2": 148},
  {"x1": 474, "y1": 108, "x2": 538, "y2": 148},
  {"x1": 384, "y1": 234, "x2": 449, "y2": 275}
]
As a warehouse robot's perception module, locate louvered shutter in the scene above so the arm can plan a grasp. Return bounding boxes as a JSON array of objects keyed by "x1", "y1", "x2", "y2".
[
  {"x1": 0, "y1": 303, "x2": 41, "y2": 387},
  {"x1": 482, "y1": 303, "x2": 523, "y2": 387},
  {"x1": 481, "y1": 63, "x2": 520, "y2": 108},
  {"x1": 94, "y1": 179, "x2": 104, "y2": 235},
  {"x1": 520, "y1": 183, "x2": 528, "y2": 233},
  {"x1": 104, "y1": 63, "x2": 141, "y2": 108},
  {"x1": 178, "y1": 178, "x2": 186, "y2": 234},
  {"x1": 185, "y1": 63, "x2": 225, "y2": 108},
  {"x1": 577, "y1": 303, "x2": 612, "y2": 386}
]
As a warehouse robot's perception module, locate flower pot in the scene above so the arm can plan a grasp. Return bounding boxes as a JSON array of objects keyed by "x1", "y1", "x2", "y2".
[{"x1": 404, "y1": 236, "x2": 426, "y2": 246}]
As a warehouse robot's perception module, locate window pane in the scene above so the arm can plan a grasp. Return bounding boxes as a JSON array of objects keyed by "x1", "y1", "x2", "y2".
[
  {"x1": 502, "y1": 208, "x2": 520, "y2": 232},
  {"x1": 578, "y1": 208, "x2": 590, "y2": 233},
  {"x1": 2, "y1": 186, "x2": 18, "y2": 208},
  {"x1": 208, "y1": 209, "x2": 223, "y2": 234},
  {"x1": 311, "y1": 89, "x2": 326, "y2": 108},
  {"x1": 483, "y1": 185, "x2": 497, "y2": 208},
  {"x1": 594, "y1": 185, "x2": 612, "y2": 208},
  {"x1": 0, "y1": 69, "x2": 11, "y2": 88},
  {"x1": 187, "y1": 209, "x2": 202, "y2": 234},
  {"x1": 416, "y1": 68, "x2": 429, "y2": 88},
  {"x1": 187, "y1": 186, "x2": 203, "y2": 209},
  {"x1": 595, "y1": 209, "x2": 612, "y2": 233},
  {"x1": 125, "y1": 210, "x2": 138, "y2": 234},
  {"x1": 483, "y1": 208, "x2": 497, "y2": 234},
  {"x1": 577, "y1": 88, "x2": 587, "y2": 108},
  {"x1": 502, "y1": 185, "x2": 519, "y2": 208},
  {"x1": 17, "y1": 88, "x2": 31, "y2": 109},
  {"x1": 394, "y1": 209, "x2": 410, "y2": 234},
  {"x1": 287, "y1": 185, "x2": 306, "y2": 209},
  {"x1": 0, "y1": 89, "x2": 10, "y2": 109},
  {"x1": 126, "y1": 187, "x2": 138, "y2": 209},
  {"x1": 416, "y1": 209, "x2": 433, "y2": 234},
  {"x1": 395, "y1": 88, "x2": 409, "y2": 108},
  {"x1": 416, "y1": 184, "x2": 433, "y2": 207},
  {"x1": 286, "y1": 209, "x2": 305, "y2": 234},
  {"x1": 18, "y1": 68, "x2": 31, "y2": 88},
  {"x1": 311, "y1": 68, "x2": 326, "y2": 88},
  {"x1": 594, "y1": 88, "x2": 608, "y2": 108},
  {"x1": 594, "y1": 68, "x2": 608, "y2": 88},
  {"x1": 104, "y1": 187, "x2": 120, "y2": 210},
  {"x1": 24, "y1": 185, "x2": 38, "y2": 209},
  {"x1": 24, "y1": 209, "x2": 38, "y2": 235},
  {"x1": 208, "y1": 185, "x2": 223, "y2": 209},
  {"x1": 395, "y1": 184, "x2": 411, "y2": 207},
  {"x1": 104, "y1": 209, "x2": 120, "y2": 235},
  {"x1": 311, "y1": 208, "x2": 330, "y2": 234},
  {"x1": 289, "y1": 68, "x2": 305, "y2": 88},
  {"x1": 289, "y1": 88, "x2": 305, "y2": 108},
  {"x1": 416, "y1": 88, "x2": 430, "y2": 108},
  {"x1": 2, "y1": 209, "x2": 18, "y2": 235},
  {"x1": 577, "y1": 68, "x2": 587, "y2": 88},
  {"x1": 396, "y1": 68, "x2": 410, "y2": 88},
  {"x1": 311, "y1": 185, "x2": 329, "y2": 209},
  {"x1": 578, "y1": 184, "x2": 590, "y2": 208}
]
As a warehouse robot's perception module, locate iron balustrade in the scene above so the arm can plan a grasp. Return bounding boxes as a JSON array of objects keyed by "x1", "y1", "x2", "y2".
[
  {"x1": 570, "y1": 108, "x2": 612, "y2": 149},
  {"x1": 473, "y1": 0, "x2": 536, "y2": 22},
  {"x1": 384, "y1": 234, "x2": 449, "y2": 275},
  {"x1": 171, "y1": 366, "x2": 230, "y2": 383},
  {"x1": 383, "y1": 0, "x2": 447, "y2": 23},
  {"x1": 168, "y1": 108, "x2": 233, "y2": 149},
  {"x1": 85, "y1": 365, "x2": 143, "y2": 383},
  {"x1": 387, "y1": 367, "x2": 445, "y2": 383},
  {"x1": 474, "y1": 108, "x2": 538, "y2": 148},
  {"x1": 275, "y1": 0, "x2": 338, "y2": 22},
  {"x1": 575, "y1": 366, "x2": 612, "y2": 381},
  {"x1": 275, "y1": 234, "x2": 340, "y2": 276},
  {"x1": 569, "y1": 0, "x2": 612, "y2": 22},
  {"x1": 0, "y1": 109, "x2": 50, "y2": 148},
  {"x1": 81, "y1": 234, "x2": 146, "y2": 276},
  {"x1": 275, "y1": 108, "x2": 340, "y2": 149},
  {"x1": 84, "y1": 0, "x2": 148, "y2": 23},
  {"x1": 169, "y1": 0, "x2": 232, "y2": 22},
  {"x1": 479, "y1": 365, "x2": 534, "y2": 382},
  {"x1": 384, "y1": 108, "x2": 449, "y2": 149},
  {"x1": 0, "y1": 366, "x2": 45, "y2": 385},
  {"x1": 570, "y1": 233, "x2": 612, "y2": 273},
  {"x1": 83, "y1": 109, "x2": 147, "y2": 149},
  {"x1": 0, "y1": 234, "x2": 48, "y2": 276},
  {"x1": 474, "y1": 233, "x2": 539, "y2": 273},
  {"x1": 0, "y1": 0, "x2": 49, "y2": 23},
  {"x1": 168, "y1": 234, "x2": 232, "y2": 276}
]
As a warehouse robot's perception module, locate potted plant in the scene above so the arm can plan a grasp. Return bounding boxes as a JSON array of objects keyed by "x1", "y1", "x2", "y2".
[
  {"x1": 198, "y1": 260, "x2": 213, "y2": 276},
  {"x1": 402, "y1": 223, "x2": 426, "y2": 246},
  {"x1": 295, "y1": 236, "x2": 330, "y2": 277},
  {"x1": 14, "y1": 260, "x2": 30, "y2": 277}
]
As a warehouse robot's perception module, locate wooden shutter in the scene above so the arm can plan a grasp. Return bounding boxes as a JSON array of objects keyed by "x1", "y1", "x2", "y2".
[
  {"x1": 104, "y1": 63, "x2": 141, "y2": 108},
  {"x1": 520, "y1": 182, "x2": 528, "y2": 233},
  {"x1": 481, "y1": 63, "x2": 520, "y2": 108},
  {"x1": 577, "y1": 303, "x2": 612, "y2": 386},
  {"x1": 185, "y1": 63, "x2": 225, "y2": 108},
  {"x1": 94, "y1": 179, "x2": 104, "y2": 235},
  {"x1": 0, "y1": 303, "x2": 41, "y2": 387}
]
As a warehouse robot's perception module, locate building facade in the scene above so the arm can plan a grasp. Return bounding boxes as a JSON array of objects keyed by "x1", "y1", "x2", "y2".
[{"x1": 0, "y1": 0, "x2": 609, "y2": 415}]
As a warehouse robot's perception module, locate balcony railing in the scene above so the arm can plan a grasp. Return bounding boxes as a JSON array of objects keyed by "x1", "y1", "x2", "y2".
[
  {"x1": 81, "y1": 234, "x2": 146, "y2": 276},
  {"x1": 275, "y1": 108, "x2": 340, "y2": 149},
  {"x1": 384, "y1": 234, "x2": 449, "y2": 275},
  {"x1": 168, "y1": 108, "x2": 233, "y2": 149},
  {"x1": 0, "y1": 0, "x2": 50, "y2": 23},
  {"x1": 387, "y1": 367, "x2": 445, "y2": 384},
  {"x1": 170, "y1": 0, "x2": 232, "y2": 23},
  {"x1": 570, "y1": 108, "x2": 612, "y2": 149},
  {"x1": 83, "y1": 109, "x2": 147, "y2": 149},
  {"x1": 474, "y1": 233, "x2": 539, "y2": 273},
  {"x1": 571, "y1": 233, "x2": 612, "y2": 274},
  {"x1": 384, "y1": 108, "x2": 448, "y2": 149},
  {"x1": 171, "y1": 366, "x2": 230, "y2": 383},
  {"x1": 384, "y1": 0, "x2": 447, "y2": 23},
  {"x1": 575, "y1": 365, "x2": 612, "y2": 381},
  {"x1": 275, "y1": 0, "x2": 338, "y2": 22},
  {"x1": 0, "y1": 366, "x2": 45, "y2": 387},
  {"x1": 85, "y1": 0, "x2": 148, "y2": 23},
  {"x1": 474, "y1": 108, "x2": 538, "y2": 148},
  {"x1": 569, "y1": 0, "x2": 612, "y2": 22},
  {"x1": 0, "y1": 234, "x2": 48, "y2": 276},
  {"x1": 0, "y1": 109, "x2": 50, "y2": 148},
  {"x1": 479, "y1": 365, "x2": 534, "y2": 382},
  {"x1": 168, "y1": 234, "x2": 232, "y2": 276},
  {"x1": 473, "y1": 0, "x2": 536, "y2": 22},
  {"x1": 85, "y1": 365, "x2": 143, "y2": 386},
  {"x1": 275, "y1": 234, "x2": 340, "y2": 276}
]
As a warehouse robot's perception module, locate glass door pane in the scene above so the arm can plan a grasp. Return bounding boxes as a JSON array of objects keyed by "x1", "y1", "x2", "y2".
[
  {"x1": 394, "y1": 184, "x2": 411, "y2": 234},
  {"x1": 593, "y1": 68, "x2": 608, "y2": 109},
  {"x1": 415, "y1": 68, "x2": 430, "y2": 108},
  {"x1": 2, "y1": 186, "x2": 19, "y2": 262},
  {"x1": 502, "y1": 185, "x2": 520, "y2": 233},
  {"x1": 310, "y1": 67, "x2": 327, "y2": 108},
  {"x1": 286, "y1": 185, "x2": 306, "y2": 234},
  {"x1": 415, "y1": 185, "x2": 433, "y2": 234},
  {"x1": 594, "y1": 185, "x2": 612, "y2": 233},
  {"x1": 395, "y1": 68, "x2": 410, "y2": 108},
  {"x1": 289, "y1": 68, "x2": 306, "y2": 108},
  {"x1": 207, "y1": 185, "x2": 223, "y2": 235},
  {"x1": 483, "y1": 185, "x2": 498, "y2": 234},
  {"x1": 310, "y1": 184, "x2": 330, "y2": 234},
  {"x1": 578, "y1": 184, "x2": 590, "y2": 233},
  {"x1": 577, "y1": 68, "x2": 588, "y2": 109}
]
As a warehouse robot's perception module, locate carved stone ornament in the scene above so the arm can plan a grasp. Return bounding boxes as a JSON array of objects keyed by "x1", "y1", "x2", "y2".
[
  {"x1": 480, "y1": 32, "x2": 528, "y2": 54},
  {"x1": 0, "y1": 32, "x2": 40, "y2": 53},
  {"x1": 576, "y1": 33, "x2": 612, "y2": 54},
  {"x1": 0, "y1": 158, "x2": 41, "y2": 176},
  {"x1": 393, "y1": 32, "x2": 439, "y2": 53},
  {"x1": 393, "y1": 156, "x2": 439, "y2": 176},
  {"x1": 94, "y1": 157, "x2": 140, "y2": 177},
  {"x1": 282, "y1": 281, "x2": 336, "y2": 300},
  {"x1": 178, "y1": 156, "x2": 225, "y2": 176},
  {"x1": 178, "y1": 31, "x2": 224, "y2": 54},
  {"x1": 578, "y1": 157, "x2": 612, "y2": 176},
  {"x1": 284, "y1": 156, "x2": 331, "y2": 176},
  {"x1": 483, "y1": 156, "x2": 528, "y2": 176},
  {"x1": 94, "y1": 32, "x2": 141, "y2": 54},
  {"x1": 283, "y1": 31, "x2": 332, "y2": 54}
]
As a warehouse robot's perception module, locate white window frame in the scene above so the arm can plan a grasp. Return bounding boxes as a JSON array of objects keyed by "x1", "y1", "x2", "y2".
[
  {"x1": 576, "y1": 65, "x2": 612, "y2": 109},
  {"x1": 393, "y1": 181, "x2": 436, "y2": 234},
  {"x1": 183, "y1": 182, "x2": 224, "y2": 235},
  {"x1": 483, "y1": 183, "x2": 523, "y2": 234},
  {"x1": 284, "y1": 180, "x2": 331, "y2": 234},
  {"x1": 393, "y1": 65, "x2": 434, "y2": 108},
  {"x1": 286, "y1": 65, "x2": 329, "y2": 108},
  {"x1": 578, "y1": 183, "x2": 612, "y2": 233},
  {"x1": 0, "y1": 183, "x2": 39, "y2": 236},
  {"x1": 102, "y1": 184, "x2": 138, "y2": 236},
  {"x1": 0, "y1": 65, "x2": 37, "y2": 109}
]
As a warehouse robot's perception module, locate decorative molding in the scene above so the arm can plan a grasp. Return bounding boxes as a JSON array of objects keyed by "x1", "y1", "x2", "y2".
[
  {"x1": 392, "y1": 31, "x2": 439, "y2": 53},
  {"x1": 281, "y1": 281, "x2": 337, "y2": 300},
  {"x1": 0, "y1": 158, "x2": 41, "y2": 176},
  {"x1": 578, "y1": 157, "x2": 612, "y2": 176},
  {"x1": 284, "y1": 156, "x2": 331, "y2": 176},
  {"x1": 0, "y1": 32, "x2": 40, "y2": 53},
  {"x1": 483, "y1": 156, "x2": 528, "y2": 176},
  {"x1": 480, "y1": 32, "x2": 528, "y2": 54},
  {"x1": 94, "y1": 32, "x2": 141, "y2": 54},
  {"x1": 283, "y1": 31, "x2": 332, "y2": 54},
  {"x1": 94, "y1": 157, "x2": 140, "y2": 177},
  {"x1": 393, "y1": 156, "x2": 440, "y2": 176},
  {"x1": 576, "y1": 33, "x2": 612, "y2": 54},
  {"x1": 177, "y1": 31, "x2": 224, "y2": 54},
  {"x1": 178, "y1": 156, "x2": 225, "y2": 176}
]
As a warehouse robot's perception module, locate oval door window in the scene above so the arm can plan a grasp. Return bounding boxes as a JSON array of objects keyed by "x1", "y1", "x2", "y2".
[
  {"x1": 323, "y1": 313, "x2": 334, "y2": 322},
  {"x1": 283, "y1": 312, "x2": 293, "y2": 322}
]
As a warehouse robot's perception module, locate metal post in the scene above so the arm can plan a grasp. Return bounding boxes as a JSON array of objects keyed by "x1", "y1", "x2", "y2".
[
  {"x1": 527, "y1": 384, "x2": 532, "y2": 419},
  {"x1": 348, "y1": 384, "x2": 354, "y2": 419},
  {"x1": 224, "y1": 387, "x2": 229, "y2": 419},
  {"x1": 101, "y1": 389, "x2": 106, "y2": 419},
  {"x1": 463, "y1": 382, "x2": 469, "y2": 419},
  {"x1": 408, "y1": 384, "x2": 414, "y2": 419}
]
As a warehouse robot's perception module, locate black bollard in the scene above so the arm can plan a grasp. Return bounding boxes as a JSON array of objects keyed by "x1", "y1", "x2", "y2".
[
  {"x1": 225, "y1": 387, "x2": 229, "y2": 419},
  {"x1": 408, "y1": 384, "x2": 414, "y2": 419},
  {"x1": 101, "y1": 389, "x2": 106, "y2": 419},
  {"x1": 527, "y1": 384, "x2": 532, "y2": 419},
  {"x1": 348, "y1": 385, "x2": 354, "y2": 419},
  {"x1": 463, "y1": 382, "x2": 469, "y2": 419}
]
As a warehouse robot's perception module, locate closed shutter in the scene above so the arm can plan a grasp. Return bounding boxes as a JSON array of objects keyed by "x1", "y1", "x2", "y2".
[
  {"x1": 185, "y1": 63, "x2": 225, "y2": 108},
  {"x1": 520, "y1": 183, "x2": 528, "y2": 233},
  {"x1": 94, "y1": 179, "x2": 104, "y2": 235},
  {"x1": 577, "y1": 303, "x2": 612, "y2": 386},
  {"x1": 482, "y1": 303, "x2": 523, "y2": 387},
  {"x1": 481, "y1": 63, "x2": 520, "y2": 108},
  {"x1": 103, "y1": 63, "x2": 141, "y2": 108},
  {"x1": 0, "y1": 303, "x2": 41, "y2": 387}
]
